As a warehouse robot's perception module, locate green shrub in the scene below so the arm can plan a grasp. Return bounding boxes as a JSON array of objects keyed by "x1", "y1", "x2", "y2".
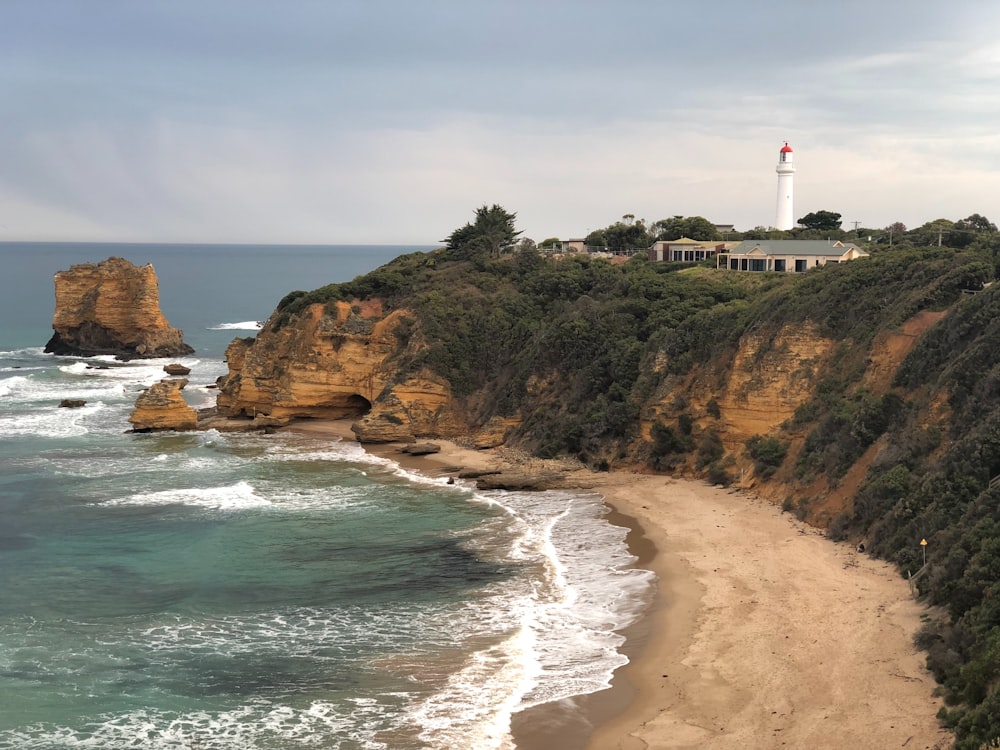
[
  {"x1": 826, "y1": 512, "x2": 850, "y2": 541},
  {"x1": 706, "y1": 462, "x2": 732, "y2": 486},
  {"x1": 706, "y1": 398, "x2": 721, "y2": 419},
  {"x1": 789, "y1": 400, "x2": 820, "y2": 428},
  {"x1": 678, "y1": 412, "x2": 694, "y2": 436},
  {"x1": 696, "y1": 430, "x2": 724, "y2": 469},
  {"x1": 745, "y1": 435, "x2": 789, "y2": 478}
]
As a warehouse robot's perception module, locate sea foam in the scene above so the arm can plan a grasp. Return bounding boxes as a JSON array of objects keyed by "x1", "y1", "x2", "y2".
[
  {"x1": 207, "y1": 321, "x2": 263, "y2": 330},
  {"x1": 105, "y1": 480, "x2": 271, "y2": 511}
]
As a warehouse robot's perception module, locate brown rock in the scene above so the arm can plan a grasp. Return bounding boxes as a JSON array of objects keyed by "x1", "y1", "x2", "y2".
[
  {"x1": 252, "y1": 414, "x2": 290, "y2": 428},
  {"x1": 44, "y1": 257, "x2": 194, "y2": 360},
  {"x1": 163, "y1": 363, "x2": 191, "y2": 376},
  {"x1": 401, "y1": 442, "x2": 441, "y2": 456},
  {"x1": 711, "y1": 322, "x2": 833, "y2": 449},
  {"x1": 474, "y1": 473, "x2": 565, "y2": 491},
  {"x1": 59, "y1": 399, "x2": 87, "y2": 408},
  {"x1": 351, "y1": 414, "x2": 415, "y2": 444},
  {"x1": 128, "y1": 378, "x2": 198, "y2": 432},
  {"x1": 216, "y1": 300, "x2": 467, "y2": 439},
  {"x1": 473, "y1": 417, "x2": 521, "y2": 449},
  {"x1": 457, "y1": 469, "x2": 502, "y2": 479}
]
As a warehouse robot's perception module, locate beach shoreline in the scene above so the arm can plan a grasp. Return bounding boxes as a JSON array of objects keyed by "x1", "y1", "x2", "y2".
[{"x1": 284, "y1": 420, "x2": 953, "y2": 750}]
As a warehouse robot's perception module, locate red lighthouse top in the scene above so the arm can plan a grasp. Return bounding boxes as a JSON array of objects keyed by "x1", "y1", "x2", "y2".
[{"x1": 780, "y1": 142, "x2": 793, "y2": 153}]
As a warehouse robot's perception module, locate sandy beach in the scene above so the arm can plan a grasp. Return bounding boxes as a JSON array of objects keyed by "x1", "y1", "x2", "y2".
[{"x1": 288, "y1": 421, "x2": 953, "y2": 749}]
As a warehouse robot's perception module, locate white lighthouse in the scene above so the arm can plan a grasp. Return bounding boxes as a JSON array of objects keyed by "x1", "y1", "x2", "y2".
[{"x1": 775, "y1": 142, "x2": 795, "y2": 231}]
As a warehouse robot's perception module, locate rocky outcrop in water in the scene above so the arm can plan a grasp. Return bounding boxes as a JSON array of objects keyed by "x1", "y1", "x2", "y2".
[
  {"x1": 128, "y1": 378, "x2": 199, "y2": 432},
  {"x1": 44, "y1": 257, "x2": 194, "y2": 360}
]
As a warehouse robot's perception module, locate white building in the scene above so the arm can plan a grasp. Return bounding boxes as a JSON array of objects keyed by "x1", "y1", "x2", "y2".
[
  {"x1": 647, "y1": 237, "x2": 726, "y2": 262},
  {"x1": 775, "y1": 142, "x2": 795, "y2": 231},
  {"x1": 717, "y1": 239, "x2": 869, "y2": 273}
]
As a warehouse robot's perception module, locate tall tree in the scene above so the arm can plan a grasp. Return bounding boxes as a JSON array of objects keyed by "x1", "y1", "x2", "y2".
[
  {"x1": 585, "y1": 217, "x2": 653, "y2": 251},
  {"x1": 442, "y1": 204, "x2": 522, "y2": 259},
  {"x1": 960, "y1": 213, "x2": 997, "y2": 234},
  {"x1": 797, "y1": 210, "x2": 842, "y2": 231},
  {"x1": 653, "y1": 215, "x2": 720, "y2": 241},
  {"x1": 907, "y1": 218, "x2": 960, "y2": 247}
]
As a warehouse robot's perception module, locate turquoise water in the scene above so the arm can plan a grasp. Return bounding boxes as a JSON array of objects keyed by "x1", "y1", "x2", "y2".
[{"x1": 0, "y1": 243, "x2": 654, "y2": 749}]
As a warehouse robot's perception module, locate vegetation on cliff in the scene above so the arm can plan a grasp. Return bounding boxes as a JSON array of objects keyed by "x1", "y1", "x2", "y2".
[{"x1": 263, "y1": 206, "x2": 1000, "y2": 747}]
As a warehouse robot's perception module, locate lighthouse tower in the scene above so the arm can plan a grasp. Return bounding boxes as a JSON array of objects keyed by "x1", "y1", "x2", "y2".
[{"x1": 775, "y1": 142, "x2": 795, "y2": 231}]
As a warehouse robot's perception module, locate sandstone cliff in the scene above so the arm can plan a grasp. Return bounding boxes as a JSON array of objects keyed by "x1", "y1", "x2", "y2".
[
  {"x1": 216, "y1": 300, "x2": 467, "y2": 441},
  {"x1": 214, "y1": 287, "x2": 937, "y2": 526},
  {"x1": 128, "y1": 378, "x2": 199, "y2": 432},
  {"x1": 45, "y1": 257, "x2": 194, "y2": 360},
  {"x1": 205, "y1": 245, "x2": 967, "y2": 539}
]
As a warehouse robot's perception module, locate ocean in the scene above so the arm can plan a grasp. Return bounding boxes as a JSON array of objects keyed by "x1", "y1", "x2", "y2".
[{"x1": 0, "y1": 243, "x2": 655, "y2": 749}]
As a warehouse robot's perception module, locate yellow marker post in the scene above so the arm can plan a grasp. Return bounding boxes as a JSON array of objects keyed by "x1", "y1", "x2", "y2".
[{"x1": 920, "y1": 538, "x2": 928, "y2": 566}]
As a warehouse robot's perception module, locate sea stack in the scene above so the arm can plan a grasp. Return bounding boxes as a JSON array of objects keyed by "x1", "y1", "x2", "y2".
[
  {"x1": 128, "y1": 379, "x2": 199, "y2": 432},
  {"x1": 44, "y1": 257, "x2": 194, "y2": 360}
]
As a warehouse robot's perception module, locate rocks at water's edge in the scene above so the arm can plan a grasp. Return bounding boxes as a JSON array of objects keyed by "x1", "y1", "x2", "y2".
[
  {"x1": 163, "y1": 363, "x2": 191, "y2": 376},
  {"x1": 44, "y1": 257, "x2": 194, "y2": 360},
  {"x1": 400, "y1": 442, "x2": 441, "y2": 456},
  {"x1": 128, "y1": 379, "x2": 198, "y2": 432},
  {"x1": 473, "y1": 473, "x2": 565, "y2": 491},
  {"x1": 59, "y1": 399, "x2": 87, "y2": 408}
]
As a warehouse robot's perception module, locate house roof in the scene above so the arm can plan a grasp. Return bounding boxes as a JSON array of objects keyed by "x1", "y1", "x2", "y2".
[
  {"x1": 651, "y1": 237, "x2": 722, "y2": 249},
  {"x1": 728, "y1": 239, "x2": 867, "y2": 257},
  {"x1": 663, "y1": 237, "x2": 706, "y2": 245}
]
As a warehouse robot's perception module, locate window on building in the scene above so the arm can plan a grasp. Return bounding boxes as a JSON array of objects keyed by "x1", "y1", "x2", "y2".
[
  {"x1": 749, "y1": 259, "x2": 766, "y2": 272},
  {"x1": 730, "y1": 258, "x2": 738, "y2": 270},
  {"x1": 774, "y1": 259, "x2": 786, "y2": 272},
  {"x1": 795, "y1": 259, "x2": 807, "y2": 273}
]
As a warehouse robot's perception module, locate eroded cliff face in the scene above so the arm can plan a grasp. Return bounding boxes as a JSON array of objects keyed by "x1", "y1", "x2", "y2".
[
  {"x1": 216, "y1": 300, "x2": 467, "y2": 440},
  {"x1": 645, "y1": 322, "x2": 834, "y2": 451},
  {"x1": 44, "y1": 257, "x2": 194, "y2": 360},
  {"x1": 717, "y1": 323, "x2": 835, "y2": 448},
  {"x1": 212, "y1": 285, "x2": 944, "y2": 532},
  {"x1": 644, "y1": 312, "x2": 946, "y2": 525}
]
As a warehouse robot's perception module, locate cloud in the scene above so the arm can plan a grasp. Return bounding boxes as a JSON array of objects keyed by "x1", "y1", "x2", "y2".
[{"x1": 1, "y1": 1, "x2": 999, "y2": 242}]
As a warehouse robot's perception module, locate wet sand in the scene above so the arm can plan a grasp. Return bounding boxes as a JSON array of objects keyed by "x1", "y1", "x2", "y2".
[{"x1": 284, "y1": 420, "x2": 953, "y2": 749}]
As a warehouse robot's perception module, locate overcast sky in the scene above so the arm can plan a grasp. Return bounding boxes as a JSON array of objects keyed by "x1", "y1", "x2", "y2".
[{"x1": 1, "y1": 0, "x2": 998, "y2": 244}]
